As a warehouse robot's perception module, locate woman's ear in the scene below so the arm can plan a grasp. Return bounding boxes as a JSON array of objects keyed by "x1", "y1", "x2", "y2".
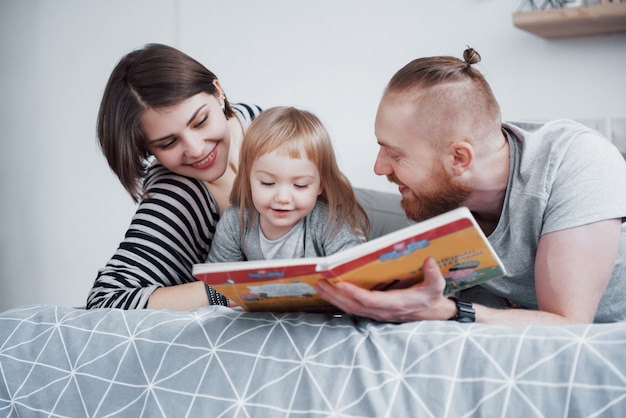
[
  {"x1": 450, "y1": 141, "x2": 474, "y2": 176},
  {"x1": 212, "y1": 79, "x2": 223, "y2": 94},
  {"x1": 213, "y1": 79, "x2": 226, "y2": 100}
]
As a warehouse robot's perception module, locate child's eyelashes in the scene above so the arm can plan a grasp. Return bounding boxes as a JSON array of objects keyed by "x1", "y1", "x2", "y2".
[{"x1": 258, "y1": 181, "x2": 310, "y2": 189}]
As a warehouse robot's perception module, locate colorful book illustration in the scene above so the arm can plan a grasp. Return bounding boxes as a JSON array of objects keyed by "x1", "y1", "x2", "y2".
[{"x1": 193, "y1": 207, "x2": 506, "y2": 312}]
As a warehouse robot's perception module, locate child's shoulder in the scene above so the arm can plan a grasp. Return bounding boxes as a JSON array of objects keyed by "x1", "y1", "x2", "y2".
[
  {"x1": 220, "y1": 206, "x2": 259, "y2": 230},
  {"x1": 222, "y1": 205, "x2": 243, "y2": 219},
  {"x1": 308, "y1": 200, "x2": 330, "y2": 220},
  {"x1": 222, "y1": 205, "x2": 239, "y2": 216}
]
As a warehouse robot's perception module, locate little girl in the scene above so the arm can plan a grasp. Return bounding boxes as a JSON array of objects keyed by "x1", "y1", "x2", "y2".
[{"x1": 207, "y1": 106, "x2": 369, "y2": 263}]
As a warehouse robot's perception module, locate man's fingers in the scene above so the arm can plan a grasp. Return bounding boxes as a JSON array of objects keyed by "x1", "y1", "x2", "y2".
[{"x1": 421, "y1": 257, "x2": 446, "y2": 294}]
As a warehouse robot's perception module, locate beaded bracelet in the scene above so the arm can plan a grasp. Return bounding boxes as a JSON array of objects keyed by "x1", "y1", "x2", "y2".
[{"x1": 205, "y1": 283, "x2": 229, "y2": 306}]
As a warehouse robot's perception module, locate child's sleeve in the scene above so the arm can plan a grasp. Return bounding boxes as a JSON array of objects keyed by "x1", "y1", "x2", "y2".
[{"x1": 206, "y1": 207, "x2": 246, "y2": 263}]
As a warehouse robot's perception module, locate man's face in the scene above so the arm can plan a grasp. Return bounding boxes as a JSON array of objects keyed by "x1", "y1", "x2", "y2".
[{"x1": 373, "y1": 93, "x2": 471, "y2": 222}]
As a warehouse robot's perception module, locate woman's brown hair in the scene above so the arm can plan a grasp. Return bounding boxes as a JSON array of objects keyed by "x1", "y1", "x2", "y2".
[{"x1": 97, "y1": 43, "x2": 235, "y2": 202}]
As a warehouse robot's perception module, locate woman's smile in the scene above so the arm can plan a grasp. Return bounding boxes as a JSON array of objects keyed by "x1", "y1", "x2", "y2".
[{"x1": 191, "y1": 146, "x2": 218, "y2": 170}]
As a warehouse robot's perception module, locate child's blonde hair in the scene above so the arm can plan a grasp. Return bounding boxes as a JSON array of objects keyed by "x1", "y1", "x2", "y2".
[{"x1": 230, "y1": 106, "x2": 369, "y2": 239}]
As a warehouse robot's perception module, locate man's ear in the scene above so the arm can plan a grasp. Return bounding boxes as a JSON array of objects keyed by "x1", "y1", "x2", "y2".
[{"x1": 449, "y1": 141, "x2": 474, "y2": 176}]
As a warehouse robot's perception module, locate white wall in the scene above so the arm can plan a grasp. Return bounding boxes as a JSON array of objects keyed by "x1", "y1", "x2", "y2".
[{"x1": 1, "y1": 0, "x2": 625, "y2": 311}]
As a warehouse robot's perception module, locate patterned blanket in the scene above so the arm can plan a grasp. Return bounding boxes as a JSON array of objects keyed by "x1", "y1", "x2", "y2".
[{"x1": 1, "y1": 305, "x2": 625, "y2": 417}]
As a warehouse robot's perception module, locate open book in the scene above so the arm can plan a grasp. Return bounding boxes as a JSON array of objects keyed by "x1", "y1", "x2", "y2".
[{"x1": 193, "y1": 207, "x2": 506, "y2": 312}]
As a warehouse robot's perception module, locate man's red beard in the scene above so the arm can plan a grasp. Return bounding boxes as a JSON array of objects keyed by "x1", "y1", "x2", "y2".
[{"x1": 389, "y1": 163, "x2": 471, "y2": 222}]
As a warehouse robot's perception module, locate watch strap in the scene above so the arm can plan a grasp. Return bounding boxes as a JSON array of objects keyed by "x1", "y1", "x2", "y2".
[{"x1": 448, "y1": 297, "x2": 475, "y2": 323}]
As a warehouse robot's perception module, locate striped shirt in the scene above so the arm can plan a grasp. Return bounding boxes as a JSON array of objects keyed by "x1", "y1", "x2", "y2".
[{"x1": 86, "y1": 103, "x2": 262, "y2": 309}]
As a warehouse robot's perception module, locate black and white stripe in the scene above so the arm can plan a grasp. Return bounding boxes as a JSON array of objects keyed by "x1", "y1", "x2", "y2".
[{"x1": 86, "y1": 103, "x2": 261, "y2": 309}]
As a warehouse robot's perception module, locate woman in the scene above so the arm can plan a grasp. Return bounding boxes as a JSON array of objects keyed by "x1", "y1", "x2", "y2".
[
  {"x1": 87, "y1": 43, "x2": 409, "y2": 311},
  {"x1": 87, "y1": 43, "x2": 261, "y2": 310}
]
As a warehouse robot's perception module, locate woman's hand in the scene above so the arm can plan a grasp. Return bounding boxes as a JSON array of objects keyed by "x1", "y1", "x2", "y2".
[{"x1": 314, "y1": 257, "x2": 457, "y2": 322}]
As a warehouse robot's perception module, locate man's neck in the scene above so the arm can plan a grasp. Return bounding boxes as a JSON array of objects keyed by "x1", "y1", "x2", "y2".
[{"x1": 464, "y1": 132, "x2": 510, "y2": 236}]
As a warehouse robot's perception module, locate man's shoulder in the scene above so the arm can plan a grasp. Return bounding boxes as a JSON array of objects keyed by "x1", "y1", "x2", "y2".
[
  {"x1": 505, "y1": 119, "x2": 617, "y2": 162},
  {"x1": 504, "y1": 119, "x2": 602, "y2": 142}
]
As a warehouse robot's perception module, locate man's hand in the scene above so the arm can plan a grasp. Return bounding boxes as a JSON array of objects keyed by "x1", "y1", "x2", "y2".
[
  {"x1": 316, "y1": 219, "x2": 622, "y2": 325},
  {"x1": 314, "y1": 257, "x2": 457, "y2": 322}
]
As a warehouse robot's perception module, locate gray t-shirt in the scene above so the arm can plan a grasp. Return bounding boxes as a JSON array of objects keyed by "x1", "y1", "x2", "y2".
[
  {"x1": 207, "y1": 201, "x2": 364, "y2": 262},
  {"x1": 260, "y1": 219, "x2": 306, "y2": 259},
  {"x1": 481, "y1": 119, "x2": 626, "y2": 322}
]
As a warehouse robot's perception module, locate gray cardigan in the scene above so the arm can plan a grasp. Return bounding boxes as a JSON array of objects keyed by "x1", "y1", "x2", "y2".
[{"x1": 207, "y1": 201, "x2": 364, "y2": 262}]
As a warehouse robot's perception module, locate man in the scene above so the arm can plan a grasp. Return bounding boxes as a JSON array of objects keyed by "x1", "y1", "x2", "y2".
[{"x1": 316, "y1": 48, "x2": 626, "y2": 324}]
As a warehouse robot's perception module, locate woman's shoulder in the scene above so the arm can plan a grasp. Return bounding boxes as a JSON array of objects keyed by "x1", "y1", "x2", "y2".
[
  {"x1": 144, "y1": 163, "x2": 205, "y2": 190},
  {"x1": 231, "y1": 103, "x2": 263, "y2": 130},
  {"x1": 143, "y1": 163, "x2": 218, "y2": 215}
]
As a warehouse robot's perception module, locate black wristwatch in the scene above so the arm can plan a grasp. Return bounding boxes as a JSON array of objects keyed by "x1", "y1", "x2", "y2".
[{"x1": 448, "y1": 297, "x2": 475, "y2": 323}]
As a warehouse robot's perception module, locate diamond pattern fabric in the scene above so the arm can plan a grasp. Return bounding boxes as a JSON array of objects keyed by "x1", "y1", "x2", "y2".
[{"x1": 1, "y1": 305, "x2": 625, "y2": 417}]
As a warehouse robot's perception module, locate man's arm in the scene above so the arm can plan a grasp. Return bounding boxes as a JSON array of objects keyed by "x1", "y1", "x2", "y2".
[
  {"x1": 315, "y1": 219, "x2": 621, "y2": 325},
  {"x1": 533, "y1": 218, "x2": 620, "y2": 322}
]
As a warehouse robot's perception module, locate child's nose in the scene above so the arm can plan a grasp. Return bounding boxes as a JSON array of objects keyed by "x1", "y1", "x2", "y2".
[{"x1": 275, "y1": 186, "x2": 292, "y2": 203}]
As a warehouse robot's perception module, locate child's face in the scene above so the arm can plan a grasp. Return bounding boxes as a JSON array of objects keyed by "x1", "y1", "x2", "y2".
[{"x1": 251, "y1": 150, "x2": 322, "y2": 240}]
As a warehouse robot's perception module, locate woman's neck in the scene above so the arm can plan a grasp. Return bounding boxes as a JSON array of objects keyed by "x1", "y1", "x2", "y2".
[
  {"x1": 207, "y1": 116, "x2": 244, "y2": 214},
  {"x1": 207, "y1": 162, "x2": 237, "y2": 214}
]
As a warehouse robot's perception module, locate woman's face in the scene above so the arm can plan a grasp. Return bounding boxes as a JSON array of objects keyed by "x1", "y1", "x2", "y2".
[{"x1": 141, "y1": 91, "x2": 231, "y2": 183}]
